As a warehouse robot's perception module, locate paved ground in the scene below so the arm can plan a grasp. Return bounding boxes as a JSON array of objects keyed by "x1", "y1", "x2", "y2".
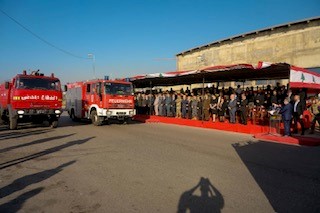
[{"x1": 0, "y1": 113, "x2": 320, "y2": 213}]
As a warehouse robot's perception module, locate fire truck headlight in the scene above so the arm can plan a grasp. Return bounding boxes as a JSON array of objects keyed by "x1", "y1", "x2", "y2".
[
  {"x1": 17, "y1": 110, "x2": 25, "y2": 115},
  {"x1": 54, "y1": 110, "x2": 61, "y2": 114},
  {"x1": 107, "y1": 111, "x2": 112, "y2": 115},
  {"x1": 129, "y1": 111, "x2": 133, "y2": 115}
]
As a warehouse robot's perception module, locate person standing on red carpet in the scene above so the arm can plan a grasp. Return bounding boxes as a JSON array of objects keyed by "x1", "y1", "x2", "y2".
[
  {"x1": 279, "y1": 98, "x2": 293, "y2": 137},
  {"x1": 228, "y1": 94, "x2": 237, "y2": 124}
]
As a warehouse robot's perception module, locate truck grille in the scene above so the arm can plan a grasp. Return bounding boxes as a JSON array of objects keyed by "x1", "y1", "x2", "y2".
[{"x1": 110, "y1": 103, "x2": 132, "y2": 109}]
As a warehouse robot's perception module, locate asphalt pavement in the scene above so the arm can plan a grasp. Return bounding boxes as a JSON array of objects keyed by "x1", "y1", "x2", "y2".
[{"x1": 0, "y1": 113, "x2": 319, "y2": 213}]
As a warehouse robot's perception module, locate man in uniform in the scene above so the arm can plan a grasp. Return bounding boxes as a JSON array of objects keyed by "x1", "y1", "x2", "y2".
[
  {"x1": 171, "y1": 93, "x2": 176, "y2": 117},
  {"x1": 310, "y1": 98, "x2": 320, "y2": 134},
  {"x1": 181, "y1": 95, "x2": 188, "y2": 119},
  {"x1": 159, "y1": 93, "x2": 164, "y2": 116},
  {"x1": 165, "y1": 93, "x2": 172, "y2": 117},
  {"x1": 191, "y1": 95, "x2": 198, "y2": 120},
  {"x1": 175, "y1": 95, "x2": 182, "y2": 118}
]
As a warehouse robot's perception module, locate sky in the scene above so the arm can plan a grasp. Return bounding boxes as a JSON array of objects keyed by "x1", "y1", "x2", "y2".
[{"x1": 0, "y1": 0, "x2": 319, "y2": 84}]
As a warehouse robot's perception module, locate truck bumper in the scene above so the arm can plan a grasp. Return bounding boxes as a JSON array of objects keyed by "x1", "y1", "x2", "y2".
[
  {"x1": 97, "y1": 109, "x2": 136, "y2": 120},
  {"x1": 14, "y1": 109, "x2": 62, "y2": 119}
]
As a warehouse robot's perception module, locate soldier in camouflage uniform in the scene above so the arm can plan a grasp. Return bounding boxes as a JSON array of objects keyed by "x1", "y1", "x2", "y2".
[
  {"x1": 203, "y1": 94, "x2": 211, "y2": 121},
  {"x1": 175, "y1": 95, "x2": 182, "y2": 118}
]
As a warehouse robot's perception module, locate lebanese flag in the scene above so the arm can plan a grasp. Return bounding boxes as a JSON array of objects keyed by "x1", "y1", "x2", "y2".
[{"x1": 289, "y1": 66, "x2": 320, "y2": 89}]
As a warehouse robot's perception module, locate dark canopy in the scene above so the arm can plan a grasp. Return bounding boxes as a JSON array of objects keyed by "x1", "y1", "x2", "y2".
[{"x1": 130, "y1": 63, "x2": 291, "y2": 88}]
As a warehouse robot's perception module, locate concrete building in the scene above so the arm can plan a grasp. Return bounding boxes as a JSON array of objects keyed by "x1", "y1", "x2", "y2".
[
  {"x1": 172, "y1": 17, "x2": 320, "y2": 91},
  {"x1": 176, "y1": 17, "x2": 320, "y2": 71}
]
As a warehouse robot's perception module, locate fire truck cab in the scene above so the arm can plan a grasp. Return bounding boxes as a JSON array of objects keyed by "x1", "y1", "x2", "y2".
[
  {"x1": 0, "y1": 70, "x2": 63, "y2": 129},
  {"x1": 65, "y1": 79, "x2": 136, "y2": 125}
]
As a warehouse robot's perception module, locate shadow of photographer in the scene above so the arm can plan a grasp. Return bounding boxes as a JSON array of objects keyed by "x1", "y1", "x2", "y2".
[{"x1": 177, "y1": 177, "x2": 224, "y2": 213}]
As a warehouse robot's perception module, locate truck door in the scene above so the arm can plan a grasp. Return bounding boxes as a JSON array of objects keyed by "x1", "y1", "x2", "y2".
[
  {"x1": 85, "y1": 83, "x2": 92, "y2": 108},
  {"x1": 91, "y1": 83, "x2": 103, "y2": 108},
  {"x1": 95, "y1": 83, "x2": 103, "y2": 108}
]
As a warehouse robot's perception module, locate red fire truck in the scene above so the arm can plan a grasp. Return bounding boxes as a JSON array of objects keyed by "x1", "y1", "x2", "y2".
[
  {"x1": 65, "y1": 79, "x2": 136, "y2": 125},
  {"x1": 0, "y1": 70, "x2": 63, "y2": 129}
]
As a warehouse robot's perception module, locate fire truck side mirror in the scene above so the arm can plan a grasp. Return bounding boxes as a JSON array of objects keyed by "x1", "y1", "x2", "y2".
[
  {"x1": 5, "y1": 82, "x2": 9, "y2": 89},
  {"x1": 64, "y1": 85, "x2": 68, "y2": 92}
]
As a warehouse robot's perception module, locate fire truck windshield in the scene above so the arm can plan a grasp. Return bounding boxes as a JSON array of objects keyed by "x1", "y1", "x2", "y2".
[
  {"x1": 16, "y1": 77, "x2": 61, "y2": 91},
  {"x1": 105, "y1": 83, "x2": 133, "y2": 95}
]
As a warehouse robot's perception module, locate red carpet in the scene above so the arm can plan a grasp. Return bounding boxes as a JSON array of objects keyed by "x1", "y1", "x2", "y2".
[
  {"x1": 134, "y1": 115, "x2": 320, "y2": 146},
  {"x1": 254, "y1": 133, "x2": 320, "y2": 146},
  {"x1": 134, "y1": 115, "x2": 269, "y2": 134}
]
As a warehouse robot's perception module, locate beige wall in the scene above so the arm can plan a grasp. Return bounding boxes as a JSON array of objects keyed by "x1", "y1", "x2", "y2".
[{"x1": 177, "y1": 20, "x2": 320, "y2": 70}]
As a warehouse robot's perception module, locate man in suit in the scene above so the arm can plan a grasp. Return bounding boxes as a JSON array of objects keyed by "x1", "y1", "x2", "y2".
[
  {"x1": 148, "y1": 93, "x2": 154, "y2": 115},
  {"x1": 293, "y1": 94, "x2": 306, "y2": 135},
  {"x1": 279, "y1": 98, "x2": 293, "y2": 136},
  {"x1": 228, "y1": 94, "x2": 237, "y2": 124},
  {"x1": 141, "y1": 94, "x2": 147, "y2": 115},
  {"x1": 239, "y1": 93, "x2": 248, "y2": 125},
  {"x1": 137, "y1": 93, "x2": 143, "y2": 114}
]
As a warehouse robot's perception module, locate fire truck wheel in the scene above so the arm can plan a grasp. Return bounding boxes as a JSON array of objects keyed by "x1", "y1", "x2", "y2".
[
  {"x1": 51, "y1": 120, "x2": 58, "y2": 128},
  {"x1": 119, "y1": 119, "x2": 127, "y2": 125},
  {"x1": 91, "y1": 110, "x2": 102, "y2": 126},
  {"x1": 9, "y1": 117, "x2": 18, "y2": 130},
  {"x1": 32, "y1": 119, "x2": 44, "y2": 124},
  {"x1": 70, "y1": 109, "x2": 79, "y2": 121}
]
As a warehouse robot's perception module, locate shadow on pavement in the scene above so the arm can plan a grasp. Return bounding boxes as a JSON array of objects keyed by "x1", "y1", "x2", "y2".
[
  {"x1": 57, "y1": 114, "x2": 91, "y2": 128},
  {"x1": 0, "y1": 187, "x2": 44, "y2": 213},
  {"x1": 59, "y1": 113, "x2": 145, "y2": 127},
  {"x1": 232, "y1": 141, "x2": 320, "y2": 212},
  {"x1": 0, "y1": 129, "x2": 52, "y2": 141},
  {"x1": 0, "y1": 137, "x2": 94, "y2": 170},
  {"x1": 177, "y1": 177, "x2": 224, "y2": 213},
  {"x1": 0, "y1": 121, "x2": 55, "y2": 131},
  {"x1": 0, "y1": 133, "x2": 75, "y2": 154},
  {"x1": 0, "y1": 160, "x2": 76, "y2": 199}
]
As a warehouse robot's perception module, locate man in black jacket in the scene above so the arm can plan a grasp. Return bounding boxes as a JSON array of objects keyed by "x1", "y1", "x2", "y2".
[
  {"x1": 240, "y1": 94, "x2": 248, "y2": 125},
  {"x1": 293, "y1": 94, "x2": 306, "y2": 135}
]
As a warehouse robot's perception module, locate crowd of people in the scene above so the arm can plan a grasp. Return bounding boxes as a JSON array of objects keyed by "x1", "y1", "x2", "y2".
[{"x1": 134, "y1": 83, "x2": 320, "y2": 136}]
